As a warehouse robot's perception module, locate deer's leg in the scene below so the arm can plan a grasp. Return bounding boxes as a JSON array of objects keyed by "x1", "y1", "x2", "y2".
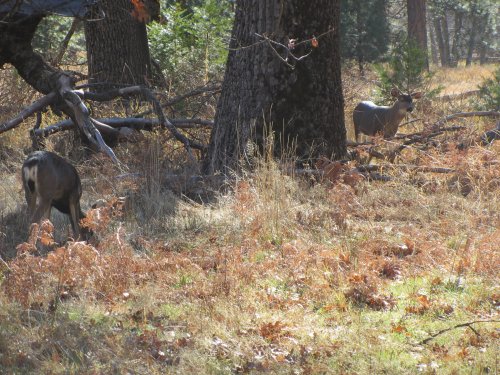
[
  {"x1": 31, "y1": 200, "x2": 52, "y2": 226},
  {"x1": 68, "y1": 196, "x2": 81, "y2": 239},
  {"x1": 24, "y1": 188, "x2": 37, "y2": 221}
]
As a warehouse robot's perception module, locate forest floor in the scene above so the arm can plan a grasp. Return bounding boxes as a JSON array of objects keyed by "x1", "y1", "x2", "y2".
[{"x1": 0, "y1": 63, "x2": 499, "y2": 374}]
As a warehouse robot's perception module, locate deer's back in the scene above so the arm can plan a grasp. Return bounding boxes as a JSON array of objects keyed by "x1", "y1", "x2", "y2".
[
  {"x1": 353, "y1": 101, "x2": 391, "y2": 137},
  {"x1": 22, "y1": 151, "x2": 82, "y2": 214}
]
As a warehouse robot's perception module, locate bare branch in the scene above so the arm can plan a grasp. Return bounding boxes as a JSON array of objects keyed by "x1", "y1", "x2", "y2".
[
  {"x1": 417, "y1": 320, "x2": 499, "y2": 345},
  {"x1": 0, "y1": 93, "x2": 56, "y2": 134},
  {"x1": 433, "y1": 111, "x2": 500, "y2": 128},
  {"x1": 33, "y1": 118, "x2": 212, "y2": 148},
  {"x1": 56, "y1": 74, "x2": 118, "y2": 163},
  {"x1": 356, "y1": 164, "x2": 455, "y2": 174}
]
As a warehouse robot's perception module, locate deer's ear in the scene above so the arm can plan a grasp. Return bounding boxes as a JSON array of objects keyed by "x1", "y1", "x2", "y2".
[
  {"x1": 390, "y1": 87, "x2": 401, "y2": 97},
  {"x1": 411, "y1": 92, "x2": 423, "y2": 99}
]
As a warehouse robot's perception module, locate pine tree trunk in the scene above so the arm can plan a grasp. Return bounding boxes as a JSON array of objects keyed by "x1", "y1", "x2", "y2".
[
  {"x1": 465, "y1": 1, "x2": 478, "y2": 67},
  {"x1": 84, "y1": 0, "x2": 153, "y2": 90},
  {"x1": 203, "y1": 0, "x2": 346, "y2": 175},
  {"x1": 407, "y1": 0, "x2": 428, "y2": 70},
  {"x1": 477, "y1": 13, "x2": 489, "y2": 66},
  {"x1": 451, "y1": 10, "x2": 463, "y2": 67},
  {"x1": 428, "y1": 13, "x2": 439, "y2": 65},
  {"x1": 441, "y1": 14, "x2": 451, "y2": 66},
  {"x1": 433, "y1": 17, "x2": 447, "y2": 67}
]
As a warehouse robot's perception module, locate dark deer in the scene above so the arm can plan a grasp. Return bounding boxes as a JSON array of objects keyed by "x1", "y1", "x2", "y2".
[
  {"x1": 22, "y1": 151, "x2": 91, "y2": 240},
  {"x1": 353, "y1": 87, "x2": 422, "y2": 141}
]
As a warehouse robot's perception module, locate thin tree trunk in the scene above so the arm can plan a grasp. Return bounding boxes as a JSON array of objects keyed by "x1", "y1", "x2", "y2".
[
  {"x1": 477, "y1": 13, "x2": 489, "y2": 65},
  {"x1": 451, "y1": 10, "x2": 463, "y2": 67},
  {"x1": 407, "y1": 0, "x2": 428, "y2": 70},
  {"x1": 441, "y1": 14, "x2": 451, "y2": 66},
  {"x1": 433, "y1": 17, "x2": 447, "y2": 66},
  {"x1": 465, "y1": 1, "x2": 478, "y2": 66},
  {"x1": 428, "y1": 12, "x2": 438, "y2": 65},
  {"x1": 52, "y1": 18, "x2": 81, "y2": 66},
  {"x1": 355, "y1": 7, "x2": 365, "y2": 76}
]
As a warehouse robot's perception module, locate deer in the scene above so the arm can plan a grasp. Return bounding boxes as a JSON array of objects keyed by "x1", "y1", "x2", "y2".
[
  {"x1": 22, "y1": 151, "x2": 91, "y2": 240},
  {"x1": 353, "y1": 87, "x2": 422, "y2": 142}
]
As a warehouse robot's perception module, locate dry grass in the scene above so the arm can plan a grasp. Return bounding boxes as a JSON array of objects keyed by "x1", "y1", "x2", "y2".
[
  {"x1": 432, "y1": 64, "x2": 497, "y2": 96},
  {"x1": 0, "y1": 64, "x2": 499, "y2": 374}
]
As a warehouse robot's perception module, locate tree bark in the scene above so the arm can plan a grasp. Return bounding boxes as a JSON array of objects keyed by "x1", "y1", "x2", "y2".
[
  {"x1": 451, "y1": 10, "x2": 463, "y2": 67},
  {"x1": 84, "y1": 0, "x2": 154, "y2": 90},
  {"x1": 441, "y1": 13, "x2": 451, "y2": 66},
  {"x1": 428, "y1": 12, "x2": 439, "y2": 65},
  {"x1": 203, "y1": 0, "x2": 346, "y2": 175},
  {"x1": 465, "y1": 1, "x2": 478, "y2": 67},
  {"x1": 407, "y1": 0, "x2": 428, "y2": 70},
  {"x1": 433, "y1": 17, "x2": 448, "y2": 67}
]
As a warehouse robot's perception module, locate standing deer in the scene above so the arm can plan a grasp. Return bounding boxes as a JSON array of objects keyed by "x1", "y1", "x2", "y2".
[
  {"x1": 22, "y1": 151, "x2": 91, "y2": 240},
  {"x1": 353, "y1": 87, "x2": 422, "y2": 141}
]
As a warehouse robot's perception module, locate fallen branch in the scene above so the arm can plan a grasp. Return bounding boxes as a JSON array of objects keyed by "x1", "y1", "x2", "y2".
[
  {"x1": 417, "y1": 320, "x2": 499, "y2": 345},
  {"x1": 56, "y1": 74, "x2": 119, "y2": 163},
  {"x1": 398, "y1": 118, "x2": 422, "y2": 128},
  {"x1": 433, "y1": 111, "x2": 500, "y2": 128},
  {"x1": 437, "y1": 90, "x2": 480, "y2": 102},
  {"x1": 0, "y1": 93, "x2": 56, "y2": 134},
  {"x1": 33, "y1": 117, "x2": 212, "y2": 145},
  {"x1": 356, "y1": 164, "x2": 455, "y2": 174}
]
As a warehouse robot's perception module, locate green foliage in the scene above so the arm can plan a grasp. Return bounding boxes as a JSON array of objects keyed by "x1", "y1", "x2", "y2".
[
  {"x1": 476, "y1": 66, "x2": 500, "y2": 111},
  {"x1": 374, "y1": 39, "x2": 440, "y2": 103},
  {"x1": 147, "y1": 0, "x2": 233, "y2": 87},
  {"x1": 340, "y1": 0, "x2": 390, "y2": 66}
]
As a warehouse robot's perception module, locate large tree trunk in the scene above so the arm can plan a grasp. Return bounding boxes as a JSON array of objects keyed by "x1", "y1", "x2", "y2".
[
  {"x1": 203, "y1": 0, "x2": 346, "y2": 175},
  {"x1": 84, "y1": 0, "x2": 154, "y2": 90},
  {"x1": 407, "y1": 0, "x2": 428, "y2": 70}
]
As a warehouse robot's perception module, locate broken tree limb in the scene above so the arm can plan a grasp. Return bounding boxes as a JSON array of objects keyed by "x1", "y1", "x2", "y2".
[
  {"x1": 0, "y1": 93, "x2": 56, "y2": 133},
  {"x1": 387, "y1": 126, "x2": 469, "y2": 162},
  {"x1": 56, "y1": 74, "x2": 118, "y2": 163},
  {"x1": 33, "y1": 117, "x2": 212, "y2": 148},
  {"x1": 481, "y1": 121, "x2": 500, "y2": 145},
  {"x1": 433, "y1": 110, "x2": 500, "y2": 128},
  {"x1": 33, "y1": 117, "x2": 213, "y2": 137},
  {"x1": 356, "y1": 164, "x2": 455, "y2": 174},
  {"x1": 417, "y1": 320, "x2": 499, "y2": 345},
  {"x1": 436, "y1": 90, "x2": 481, "y2": 102}
]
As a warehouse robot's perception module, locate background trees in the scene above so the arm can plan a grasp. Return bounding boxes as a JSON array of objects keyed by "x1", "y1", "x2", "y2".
[
  {"x1": 340, "y1": 0, "x2": 391, "y2": 74},
  {"x1": 428, "y1": 0, "x2": 498, "y2": 67}
]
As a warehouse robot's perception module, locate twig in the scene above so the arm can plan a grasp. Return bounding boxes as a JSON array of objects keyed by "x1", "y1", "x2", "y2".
[
  {"x1": 135, "y1": 83, "x2": 220, "y2": 118},
  {"x1": 398, "y1": 118, "x2": 422, "y2": 128},
  {"x1": 417, "y1": 320, "x2": 499, "y2": 345}
]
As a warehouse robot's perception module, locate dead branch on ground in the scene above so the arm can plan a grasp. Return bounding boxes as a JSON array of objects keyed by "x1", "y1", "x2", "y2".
[{"x1": 417, "y1": 320, "x2": 499, "y2": 345}]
